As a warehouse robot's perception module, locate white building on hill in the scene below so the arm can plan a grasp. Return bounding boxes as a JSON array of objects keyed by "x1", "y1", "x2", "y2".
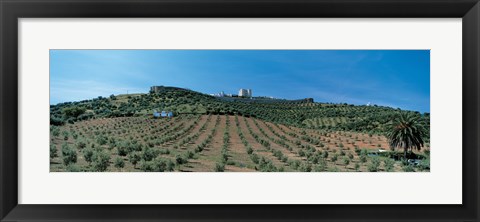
[{"x1": 239, "y1": 88, "x2": 252, "y2": 97}]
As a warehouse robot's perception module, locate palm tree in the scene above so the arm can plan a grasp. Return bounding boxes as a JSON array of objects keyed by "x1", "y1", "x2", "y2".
[{"x1": 387, "y1": 112, "x2": 427, "y2": 159}]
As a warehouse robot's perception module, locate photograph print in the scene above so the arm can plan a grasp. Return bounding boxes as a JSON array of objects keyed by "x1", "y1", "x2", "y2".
[{"x1": 49, "y1": 50, "x2": 430, "y2": 172}]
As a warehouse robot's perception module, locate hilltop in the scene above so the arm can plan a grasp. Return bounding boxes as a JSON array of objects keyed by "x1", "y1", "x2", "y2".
[{"x1": 50, "y1": 86, "x2": 430, "y2": 137}]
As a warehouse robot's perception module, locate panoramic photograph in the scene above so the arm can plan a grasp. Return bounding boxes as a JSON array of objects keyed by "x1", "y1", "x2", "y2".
[{"x1": 49, "y1": 50, "x2": 430, "y2": 172}]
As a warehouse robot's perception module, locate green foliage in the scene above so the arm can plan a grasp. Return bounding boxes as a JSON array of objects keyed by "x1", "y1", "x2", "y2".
[
  {"x1": 142, "y1": 147, "x2": 159, "y2": 161},
  {"x1": 246, "y1": 146, "x2": 253, "y2": 155},
  {"x1": 61, "y1": 143, "x2": 77, "y2": 166},
  {"x1": 114, "y1": 157, "x2": 125, "y2": 169},
  {"x1": 214, "y1": 162, "x2": 225, "y2": 172},
  {"x1": 76, "y1": 140, "x2": 87, "y2": 150},
  {"x1": 367, "y1": 157, "x2": 381, "y2": 172},
  {"x1": 61, "y1": 106, "x2": 86, "y2": 120},
  {"x1": 402, "y1": 164, "x2": 415, "y2": 172},
  {"x1": 418, "y1": 158, "x2": 430, "y2": 171},
  {"x1": 384, "y1": 158, "x2": 395, "y2": 172},
  {"x1": 51, "y1": 126, "x2": 60, "y2": 137},
  {"x1": 48, "y1": 86, "x2": 430, "y2": 173},
  {"x1": 50, "y1": 144, "x2": 58, "y2": 159},
  {"x1": 66, "y1": 164, "x2": 81, "y2": 172},
  {"x1": 92, "y1": 150, "x2": 111, "y2": 172},
  {"x1": 342, "y1": 156, "x2": 350, "y2": 167},
  {"x1": 82, "y1": 148, "x2": 94, "y2": 164},
  {"x1": 331, "y1": 154, "x2": 338, "y2": 162},
  {"x1": 140, "y1": 160, "x2": 154, "y2": 172},
  {"x1": 348, "y1": 152, "x2": 354, "y2": 160},
  {"x1": 360, "y1": 154, "x2": 367, "y2": 163},
  {"x1": 175, "y1": 155, "x2": 188, "y2": 164},
  {"x1": 50, "y1": 87, "x2": 430, "y2": 139},
  {"x1": 62, "y1": 131, "x2": 69, "y2": 140},
  {"x1": 128, "y1": 152, "x2": 141, "y2": 168},
  {"x1": 152, "y1": 158, "x2": 174, "y2": 172},
  {"x1": 314, "y1": 159, "x2": 327, "y2": 172},
  {"x1": 96, "y1": 135, "x2": 107, "y2": 146},
  {"x1": 387, "y1": 112, "x2": 428, "y2": 158}
]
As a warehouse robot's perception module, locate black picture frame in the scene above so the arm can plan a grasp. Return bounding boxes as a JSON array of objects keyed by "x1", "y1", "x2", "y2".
[{"x1": 1, "y1": 0, "x2": 479, "y2": 221}]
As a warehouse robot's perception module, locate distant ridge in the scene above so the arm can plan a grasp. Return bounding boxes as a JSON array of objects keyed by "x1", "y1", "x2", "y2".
[{"x1": 50, "y1": 86, "x2": 429, "y2": 138}]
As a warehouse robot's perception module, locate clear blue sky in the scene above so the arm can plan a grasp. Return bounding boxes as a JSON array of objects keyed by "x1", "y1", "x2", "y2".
[{"x1": 50, "y1": 50, "x2": 430, "y2": 112}]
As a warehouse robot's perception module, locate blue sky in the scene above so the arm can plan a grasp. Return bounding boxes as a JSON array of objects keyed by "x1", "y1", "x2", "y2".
[{"x1": 50, "y1": 50, "x2": 430, "y2": 112}]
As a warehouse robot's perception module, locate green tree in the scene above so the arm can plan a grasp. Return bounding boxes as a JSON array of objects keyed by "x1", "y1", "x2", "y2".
[
  {"x1": 342, "y1": 156, "x2": 350, "y2": 168},
  {"x1": 128, "y1": 152, "x2": 141, "y2": 168},
  {"x1": 114, "y1": 157, "x2": 125, "y2": 169},
  {"x1": 92, "y1": 151, "x2": 111, "y2": 172},
  {"x1": 384, "y1": 158, "x2": 395, "y2": 172},
  {"x1": 82, "y1": 148, "x2": 94, "y2": 165},
  {"x1": 61, "y1": 106, "x2": 86, "y2": 119},
  {"x1": 387, "y1": 112, "x2": 427, "y2": 159},
  {"x1": 214, "y1": 162, "x2": 225, "y2": 172},
  {"x1": 50, "y1": 144, "x2": 58, "y2": 159},
  {"x1": 61, "y1": 143, "x2": 77, "y2": 166}
]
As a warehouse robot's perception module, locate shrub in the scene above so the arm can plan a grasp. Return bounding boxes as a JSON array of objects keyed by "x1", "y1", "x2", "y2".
[
  {"x1": 250, "y1": 153, "x2": 260, "y2": 164},
  {"x1": 76, "y1": 140, "x2": 87, "y2": 150},
  {"x1": 117, "y1": 145, "x2": 129, "y2": 156},
  {"x1": 348, "y1": 152, "x2": 354, "y2": 160},
  {"x1": 185, "y1": 150, "x2": 194, "y2": 159},
  {"x1": 61, "y1": 106, "x2": 86, "y2": 119},
  {"x1": 342, "y1": 156, "x2": 350, "y2": 167},
  {"x1": 360, "y1": 149, "x2": 368, "y2": 156},
  {"x1": 221, "y1": 151, "x2": 228, "y2": 163},
  {"x1": 97, "y1": 135, "x2": 108, "y2": 145},
  {"x1": 367, "y1": 157, "x2": 381, "y2": 172},
  {"x1": 354, "y1": 163, "x2": 360, "y2": 171},
  {"x1": 128, "y1": 152, "x2": 141, "y2": 168},
  {"x1": 82, "y1": 148, "x2": 94, "y2": 165},
  {"x1": 298, "y1": 150, "x2": 305, "y2": 157},
  {"x1": 246, "y1": 146, "x2": 253, "y2": 154},
  {"x1": 62, "y1": 131, "x2": 69, "y2": 140},
  {"x1": 214, "y1": 162, "x2": 225, "y2": 172},
  {"x1": 66, "y1": 164, "x2": 81, "y2": 172},
  {"x1": 329, "y1": 166, "x2": 339, "y2": 172},
  {"x1": 384, "y1": 158, "x2": 395, "y2": 172},
  {"x1": 140, "y1": 160, "x2": 154, "y2": 172},
  {"x1": 299, "y1": 163, "x2": 312, "y2": 172},
  {"x1": 360, "y1": 155, "x2": 367, "y2": 163},
  {"x1": 114, "y1": 157, "x2": 125, "y2": 169},
  {"x1": 402, "y1": 164, "x2": 415, "y2": 172},
  {"x1": 166, "y1": 159, "x2": 175, "y2": 172},
  {"x1": 418, "y1": 158, "x2": 430, "y2": 171},
  {"x1": 50, "y1": 145, "x2": 58, "y2": 159},
  {"x1": 159, "y1": 149, "x2": 170, "y2": 155},
  {"x1": 314, "y1": 159, "x2": 327, "y2": 172},
  {"x1": 175, "y1": 155, "x2": 187, "y2": 164},
  {"x1": 354, "y1": 147, "x2": 361, "y2": 155},
  {"x1": 331, "y1": 154, "x2": 338, "y2": 162},
  {"x1": 92, "y1": 151, "x2": 111, "y2": 172},
  {"x1": 152, "y1": 158, "x2": 168, "y2": 172},
  {"x1": 142, "y1": 147, "x2": 158, "y2": 161},
  {"x1": 51, "y1": 127, "x2": 60, "y2": 137},
  {"x1": 61, "y1": 143, "x2": 77, "y2": 166},
  {"x1": 322, "y1": 151, "x2": 329, "y2": 159}
]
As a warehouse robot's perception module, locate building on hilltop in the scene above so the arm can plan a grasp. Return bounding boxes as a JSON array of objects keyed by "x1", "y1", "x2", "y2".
[
  {"x1": 150, "y1": 86, "x2": 165, "y2": 93},
  {"x1": 150, "y1": 85, "x2": 189, "y2": 94},
  {"x1": 238, "y1": 88, "x2": 252, "y2": 98}
]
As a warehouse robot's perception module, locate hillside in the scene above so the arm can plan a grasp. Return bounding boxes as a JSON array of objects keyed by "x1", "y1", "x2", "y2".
[
  {"x1": 50, "y1": 114, "x2": 429, "y2": 172},
  {"x1": 50, "y1": 86, "x2": 430, "y2": 137}
]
